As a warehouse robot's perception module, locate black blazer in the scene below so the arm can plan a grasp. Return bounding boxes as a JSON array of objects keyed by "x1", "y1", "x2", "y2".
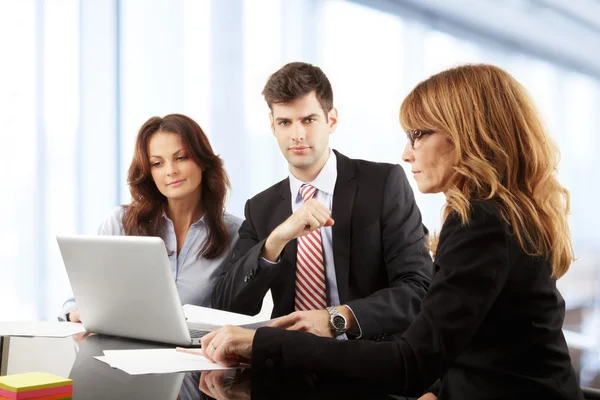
[
  {"x1": 250, "y1": 201, "x2": 583, "y2": 400},
  {"x1": 212, "y1": 150, "x2": 432, "y2": 340}
]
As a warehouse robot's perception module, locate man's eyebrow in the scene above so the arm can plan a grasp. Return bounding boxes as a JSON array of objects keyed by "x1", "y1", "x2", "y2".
[
  {"x1": 275, "y1": 113, "x2": 320, "y2": 121},
  {"x1": 303, "y1": 113, "x2": 320, "y2": 119}
]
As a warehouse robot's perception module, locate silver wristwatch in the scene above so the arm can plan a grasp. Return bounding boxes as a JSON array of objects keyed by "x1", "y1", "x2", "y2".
[{"x1": 327, "y1": 306, "x2": 348, "y2": 336}]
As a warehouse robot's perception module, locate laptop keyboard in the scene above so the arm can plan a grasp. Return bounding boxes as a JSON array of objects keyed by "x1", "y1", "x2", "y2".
[{"x1": 189, "y1": 329, "x2": 210, "y2": 339}]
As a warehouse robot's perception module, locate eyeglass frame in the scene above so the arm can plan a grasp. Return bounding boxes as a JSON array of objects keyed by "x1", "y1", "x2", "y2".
[{"x1": 405, "y1": 129, "x2": 435, "y2": 148}]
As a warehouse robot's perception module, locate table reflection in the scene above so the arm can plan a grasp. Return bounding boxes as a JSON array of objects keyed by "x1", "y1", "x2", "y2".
[{"x1": 66, "y1": 334, "x2": 412, "y2": 400}]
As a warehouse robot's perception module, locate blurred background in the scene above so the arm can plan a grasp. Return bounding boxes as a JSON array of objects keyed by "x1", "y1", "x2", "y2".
[{"x1": 1, "y1": 0, "x2": 600, "y2": 386}]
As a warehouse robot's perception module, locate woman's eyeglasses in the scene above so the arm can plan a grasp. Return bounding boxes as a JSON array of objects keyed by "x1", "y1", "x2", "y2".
[{"x1": 405, "y1": 129, "x2": 434, "y2": 148}]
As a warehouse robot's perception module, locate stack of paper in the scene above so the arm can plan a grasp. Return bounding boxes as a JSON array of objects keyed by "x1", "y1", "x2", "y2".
[
  {"x1": 0, "y1": 322, "x2": 86, "y2": 338},
  {"x1": 0, "y1": 372, "x2": 73, "y2": 400},
  {"x1": 95, "y1": 349, "x2": 238, "y2": 375}
]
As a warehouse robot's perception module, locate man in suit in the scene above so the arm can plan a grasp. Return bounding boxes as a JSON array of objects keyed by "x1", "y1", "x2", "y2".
[{"x1": 212, "y1": 62, "x2": 431, "y2": 341}]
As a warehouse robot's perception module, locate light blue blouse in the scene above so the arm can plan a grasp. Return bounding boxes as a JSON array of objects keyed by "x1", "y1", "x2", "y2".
[{"x1": 59, "y1": 206, "x2": 242, "y2": 320}]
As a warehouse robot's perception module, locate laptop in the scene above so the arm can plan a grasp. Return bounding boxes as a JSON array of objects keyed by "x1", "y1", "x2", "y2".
[{"x1": 57, "y1": 235, "x2": 208, "y2": 346}]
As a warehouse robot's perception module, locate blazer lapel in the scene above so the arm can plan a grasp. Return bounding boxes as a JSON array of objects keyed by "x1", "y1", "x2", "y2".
[
  {"x1": 331, "y1": 151, "x2": 357, "y2": 304},
  {"x1": 271, "y1": 179, "x2": 297, "y2": 314},
  {"x1": 271, "y1": 178, "x2": 293, "y2": 231}
]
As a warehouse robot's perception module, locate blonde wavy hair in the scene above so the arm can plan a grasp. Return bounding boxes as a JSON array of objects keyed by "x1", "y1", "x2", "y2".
[{"x1": 400, "y1": 64, "x2": 574, "y2": 278}]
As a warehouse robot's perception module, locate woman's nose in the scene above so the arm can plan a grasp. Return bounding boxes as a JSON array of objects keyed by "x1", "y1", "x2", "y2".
[{"x1": 402, "y1": 142, "x2": 414, "y2": 164}]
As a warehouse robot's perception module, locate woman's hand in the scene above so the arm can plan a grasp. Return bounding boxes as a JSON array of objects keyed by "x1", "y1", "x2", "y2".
[
  {"x1": 199, "y1": 370, "x2": 250, "y2": 400},
  {"x1": 72, "y1": 331, "x2": 93, "y2": 345},
  {"x1": 68, "y1": 307, "x2": 82, "y2": 323},
  {"x1": 201, "y1": 325, "x2": 255, "y2": 367}
]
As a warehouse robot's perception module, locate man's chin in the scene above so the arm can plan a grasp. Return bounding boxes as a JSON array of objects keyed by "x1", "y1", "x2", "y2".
[
  {"x1": 289, "y1": 160, "x2": 314, "y2": 170},
  {"x1": 286, "y1": 154, "x2": 313, "y2": 166}
]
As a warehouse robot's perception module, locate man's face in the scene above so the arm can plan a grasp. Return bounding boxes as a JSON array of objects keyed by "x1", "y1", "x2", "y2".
[{"x1": 270, "y1": 91, "x2": 338, "y2": 180}]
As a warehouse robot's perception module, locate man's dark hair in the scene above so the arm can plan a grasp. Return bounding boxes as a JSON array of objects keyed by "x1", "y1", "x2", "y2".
[{"x1": 262, "y1": 62, "x2": 333, "y2": 118}]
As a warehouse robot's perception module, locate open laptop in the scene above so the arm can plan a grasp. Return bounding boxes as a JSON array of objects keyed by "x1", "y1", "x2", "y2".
[{"x1": 57, "y1": 235, "x2": 208, "y2": 347}]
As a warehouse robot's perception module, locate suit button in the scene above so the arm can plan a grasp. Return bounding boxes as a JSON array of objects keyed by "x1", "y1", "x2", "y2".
[
  {"x1": 265, "y1": 358, "x2": 275, "y2": 368},
  {"x1": 245, "y1": 271, "x2": 253, "y2": 282}
]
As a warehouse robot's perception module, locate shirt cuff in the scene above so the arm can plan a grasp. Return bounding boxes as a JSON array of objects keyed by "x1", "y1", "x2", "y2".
[
  {"x1": 259, "y1": 257, "x2": 281, "y2": 267},
  {"x1": 343, "y1": 305, "x2": 363, "y2": 339},
  {"x1": 58, "y1": 300, "x2": 76, "y2": 322}
]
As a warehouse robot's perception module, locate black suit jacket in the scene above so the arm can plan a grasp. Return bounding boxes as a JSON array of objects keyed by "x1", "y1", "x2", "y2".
[
  {"x1": 212, "y1": 150, "x2": 432, "y2": 340},
  {"x1": 250, "y1": 201, "x2": 583, "y2": 400}
]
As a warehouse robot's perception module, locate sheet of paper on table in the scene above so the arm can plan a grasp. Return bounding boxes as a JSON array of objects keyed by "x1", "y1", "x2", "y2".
[
  {"x1": 182, "y1": 304, "x2": 275, "y2": 331},
  {"x1": 95, "y1": 349, "x2": 242, "y2": 375},
  {"x1": 0, "y1": 321, "x2": 86, "y2": 338}
]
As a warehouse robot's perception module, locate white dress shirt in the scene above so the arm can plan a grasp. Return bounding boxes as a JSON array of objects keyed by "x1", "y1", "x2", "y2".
[{"x1": 260, "y1": 150, "x2": 363, "y2": 337}]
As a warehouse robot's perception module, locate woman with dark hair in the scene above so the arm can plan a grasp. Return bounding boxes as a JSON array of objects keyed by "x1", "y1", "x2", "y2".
[
  {"x1": 61, "y1": 114, "x2": 242, "y2": 322},
  {"x1": 196, "y1": 65, "x2": 583, "y2": 400}
]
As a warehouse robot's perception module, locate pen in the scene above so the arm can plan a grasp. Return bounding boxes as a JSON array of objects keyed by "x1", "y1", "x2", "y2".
[{"x1": 175, "y1": 347, "x2": 204, "y2": 356}]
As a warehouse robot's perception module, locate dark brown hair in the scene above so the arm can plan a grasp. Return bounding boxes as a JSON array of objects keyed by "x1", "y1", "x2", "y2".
[
  {"x1": 122, "y1": 114, "x2": 231, "y2": 259},
  {"x1": 262, "y1": 62, "x2": 333, "y2": 118}
]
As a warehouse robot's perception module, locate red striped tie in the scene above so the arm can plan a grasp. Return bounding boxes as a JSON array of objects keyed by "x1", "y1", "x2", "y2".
[{"x1": 294, "y1": 184, "x2": 327, "y2": 311}]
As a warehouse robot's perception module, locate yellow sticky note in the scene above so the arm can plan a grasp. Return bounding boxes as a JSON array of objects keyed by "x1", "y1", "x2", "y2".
[{"x1": 0, "y1": 372, "x2": 72, "y2": 392}]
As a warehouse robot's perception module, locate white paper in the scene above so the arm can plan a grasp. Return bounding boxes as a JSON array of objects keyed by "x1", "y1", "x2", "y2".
[
  {"x1": 183, "y1": 304, "x2": 274, "y2": 331},
  {"x1": 95, "y1": 349, "x2": 238, "y2": 375},
  {"x1": 0, "y1": 321, "x2": 87, "y2": 338}
]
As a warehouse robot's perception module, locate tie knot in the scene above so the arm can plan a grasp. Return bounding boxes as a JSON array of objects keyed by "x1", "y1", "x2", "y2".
[{"x1": 299, "y1": 184, "x2": 317, "y2": 202}]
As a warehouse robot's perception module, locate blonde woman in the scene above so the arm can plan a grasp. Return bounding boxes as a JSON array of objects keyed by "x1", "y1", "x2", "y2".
[{"x1": 197, "y1": 65, "x2": 583, "y2": 400}]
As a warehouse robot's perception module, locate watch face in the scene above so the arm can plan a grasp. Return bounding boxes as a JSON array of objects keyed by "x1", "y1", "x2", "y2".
[{"x1": 332, "y1": 315, "x2": 346, "y2": 330}]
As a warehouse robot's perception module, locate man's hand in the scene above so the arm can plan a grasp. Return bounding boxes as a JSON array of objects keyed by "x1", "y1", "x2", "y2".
[
  {"x1": 268, "y1": 307, "x2": 358, "y2": 337},
  {"x1": 418, "y1": 393, "x2": 437, "y2": 400},
  {"x1": 199, "y1": 370, "x2": 250, "y2": 400},
  {"x1": 267, "y1": 310, "x2": 333, "y2": 338},
  {"x1": 201, "y1": 326, "x2": 255, "y2": 367},
  {"x1": 262, "y1": 199, "x2": 334, "y2": 261},
  {"x1": 68, "y1": 307, "x2": 82, "y2": 323}
]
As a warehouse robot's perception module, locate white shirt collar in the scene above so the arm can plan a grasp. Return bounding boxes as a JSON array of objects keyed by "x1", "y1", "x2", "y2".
[{"x1": 289, "y1": 149, "x2": 337, "y2": 200}]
